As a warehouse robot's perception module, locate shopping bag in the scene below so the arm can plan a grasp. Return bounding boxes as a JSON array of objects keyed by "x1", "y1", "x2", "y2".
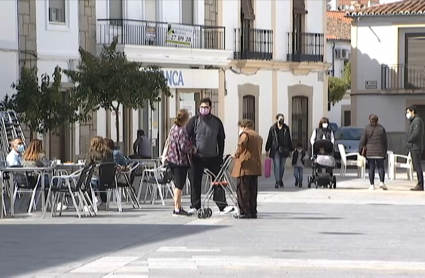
[
  {"x1": 357, "y1": 155, "x2": 365, "y2": 167},
  {"x1": 264, "y1": 158, "x2": 272, "y2": 178}
]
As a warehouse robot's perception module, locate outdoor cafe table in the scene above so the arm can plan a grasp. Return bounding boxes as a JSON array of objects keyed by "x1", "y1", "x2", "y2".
[{"x1": 0, "y1": 166, "x2": 55, "y2": 218}]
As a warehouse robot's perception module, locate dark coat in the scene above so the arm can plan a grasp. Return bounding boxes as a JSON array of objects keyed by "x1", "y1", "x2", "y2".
[
  {"x1": 359, "y1": 124, "x2": 388, "y2": 158},
  {"x1": 265, "y1": 123, "x2": 294, "y2": 158},
  {"x1": 407, "y1": 116, "x2": 424, "y2": 152}
]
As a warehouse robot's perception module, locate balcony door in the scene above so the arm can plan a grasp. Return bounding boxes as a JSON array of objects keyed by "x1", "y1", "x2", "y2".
[
  {"x1": 405, "y1": 34, "x2": 425, "y2": 89},
  {"x1": 292, "y1": 0, "x2": 306, "y2": 58}
]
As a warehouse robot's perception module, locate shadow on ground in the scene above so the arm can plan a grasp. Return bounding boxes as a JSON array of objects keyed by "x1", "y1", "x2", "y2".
[{"x1": 0, "y1": 223, "x2": 223, "y2": 277}]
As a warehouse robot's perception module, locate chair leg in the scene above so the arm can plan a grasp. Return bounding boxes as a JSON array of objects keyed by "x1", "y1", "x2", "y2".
[
  {"x1": 157, "y1": 185, "x2": 165, "y2": 206},
  {"x1": 137, "y1": 172, "x2": 146, "y2": 201},
  {"x1": 91, "y1": 190, "x2": 98, "y2": 214},
  {"x1": 28, "y1": 188, "x2": 39, "y2": 214},
  {"x1": 67, "y1": 187, "x2": 81, "y2": 218},
  {"x1": 115, "y1": 189, "x2": 123, "y2": 212}
]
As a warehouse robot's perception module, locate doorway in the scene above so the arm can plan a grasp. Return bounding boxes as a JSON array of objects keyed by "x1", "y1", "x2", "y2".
[{"x1": 291, "y1": 96, "x2": 309, "y2": 149}]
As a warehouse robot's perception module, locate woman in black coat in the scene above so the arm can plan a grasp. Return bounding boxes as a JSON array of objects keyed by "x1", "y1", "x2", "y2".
[
  {"x1": 265, "y1": 113, "x2": 294, "y2": 189},
  {"x1": 359, "y1": 114, "x2": 388, "y2": 191}
]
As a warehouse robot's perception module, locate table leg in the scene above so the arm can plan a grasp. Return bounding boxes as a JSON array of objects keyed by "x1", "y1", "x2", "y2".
[
  {"x1": 0, "y1": 173, "x2": 3, "y2": 219},
  {"x1": 10, "y1": 174, "x2": 14, "y2": 216},
  {"x1": 41, "y1": 173, "x2": 45, "y2": 218}
]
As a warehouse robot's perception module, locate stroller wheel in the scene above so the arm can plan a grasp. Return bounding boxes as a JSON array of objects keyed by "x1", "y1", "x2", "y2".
[{"x1": 205, "y1": 208, "x2": 213, "y2": 218}]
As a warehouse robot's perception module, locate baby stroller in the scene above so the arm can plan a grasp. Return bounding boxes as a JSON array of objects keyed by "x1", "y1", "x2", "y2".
[{"x1": 307, "y1": 139, "x2": 337, "y2": 189}]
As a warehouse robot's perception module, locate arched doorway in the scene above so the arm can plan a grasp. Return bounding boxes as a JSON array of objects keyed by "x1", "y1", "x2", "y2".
[
  {"x1": 242, "y1": 95, "x2": 256, "y2": 129},
  {"x1": 291, "y1": 96, "x2": 309, "y2": 149}
]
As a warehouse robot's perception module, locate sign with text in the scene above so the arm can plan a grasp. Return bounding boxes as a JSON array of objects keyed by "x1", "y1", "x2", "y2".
[
  {"x1": 161, "y1": 68, "x2": 219, "y2": 89},
  {"x1": 166, "y1": 24, "x2": 194, "y2": 47},
  {"x1": 365, "y1": 80, "x2": 378, "y2": 89}
]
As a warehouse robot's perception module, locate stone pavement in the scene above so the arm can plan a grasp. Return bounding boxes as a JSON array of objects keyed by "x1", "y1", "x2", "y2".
[{"x1": 1, "y1": 168, "x2": 425, "y2": 278}]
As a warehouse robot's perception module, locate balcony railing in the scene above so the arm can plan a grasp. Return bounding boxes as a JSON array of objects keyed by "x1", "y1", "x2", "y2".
[
  {"x1": 381, "y1": 64, "x2": 425, "y2": 90},
  {"x1": 97, "y1": 19, "x2": 225, "y2": 50},
  {"x1": 234, "y1": 28, "x2": 273, "y2": 60},
  {"x1": 287, "y1": 32, "x2": 324, "y2": 62}
]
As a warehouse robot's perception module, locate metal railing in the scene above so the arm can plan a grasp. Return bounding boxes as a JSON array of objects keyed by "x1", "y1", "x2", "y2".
[
  {"x1": 287, "y1": 32, "x2": 324, "y2": 62},
  {"x1": 381, "y1": 64, "x2": 425, "y2": 90},
  {"x1": 97, "y1": 19, "x2": 226, "y2": 50},
  {"x1": 234, "y1": 28, "x2": 273, "y2": 60},
  {"x1": 49, "y1": 8, "x2": 65, "y2": 23}
]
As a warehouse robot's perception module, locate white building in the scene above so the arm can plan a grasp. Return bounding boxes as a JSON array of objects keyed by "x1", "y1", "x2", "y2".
[
  {"x1": 348, "y1": 0, "x2": 425, "y2": 159},
  {"x1": 0, "y1": 0, "x2": 95, "y2": 160},
  {"x1": 326, "y1": 11, "x2": 351, "y2": 127},
  {"x1": 97, "y1": 0, "x2": 330, "y2": 156}
]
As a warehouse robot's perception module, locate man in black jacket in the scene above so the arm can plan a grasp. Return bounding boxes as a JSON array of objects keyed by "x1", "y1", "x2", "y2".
[
  {"x1": 186, "y1": 98, "x2": 232, "y2": 214},
  {"x1": 406, "y1": 106, "x2": 424, "y2": 191},
  {"x1": 265, "y1": 113, "x2": 294, "y2": 188}
]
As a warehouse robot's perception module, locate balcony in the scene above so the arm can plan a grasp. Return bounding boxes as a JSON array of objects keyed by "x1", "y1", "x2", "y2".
[
  {"x1": 286, "y1": 32, "x2": 324, "y2": 62},
  {"x1": 381, "y1": 64, "x2": 425, "y2": 90},
  {"x1": 97, "y1": 19, "x2": 226, "y2": 50},
  {"x1": 234, "y1": 28, "x2": 273, "y2": 60}
]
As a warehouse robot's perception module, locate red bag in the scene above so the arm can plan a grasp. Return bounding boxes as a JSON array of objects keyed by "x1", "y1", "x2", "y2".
[{"x1": 264, "y1": 158, "x2": 272, "y2": 178}]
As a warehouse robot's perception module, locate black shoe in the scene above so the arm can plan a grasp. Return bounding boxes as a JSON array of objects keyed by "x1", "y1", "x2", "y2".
[
  {"x1": 233, "y1": 214, "x2": 251, "y2": 219},
  {"x1": 275, "y1": 183, "x2": 279, "y2": 189},
  {"x1": 295, "y1": 181, "x2": 298, "y2": 187},
  {"x1": 280, "y1": 181, "x2": 284, "y2": 188},
  {"x1": 299, "y1": 182, "x2": 303, "y2": 188},
  {"x1": 410, "y1": 186, "x2": 424, "y2": 191},
  {"x1": 251, "y1": 214, "x2": 257, "y2": 219},
  {"x1": 173, "y1": 209, "x2": 191, "y2": 217}
]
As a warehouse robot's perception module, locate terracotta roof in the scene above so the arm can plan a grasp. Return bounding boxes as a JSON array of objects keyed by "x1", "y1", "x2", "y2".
[
  {"x1": 346, "y1": 0, "x2": 425, "y2": 17},
  {"x1": 327, "y1": 11, "x2": 351, "y2": 41}
]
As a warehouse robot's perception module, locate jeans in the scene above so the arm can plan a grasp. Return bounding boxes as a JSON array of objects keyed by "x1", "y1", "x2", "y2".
[
  {"x1": 91, "y1": 178, "x2": 107, "y2": 203},
  {"x1": 293, "y1": 167, "x2": 303, "y2": 185},
  {"x1": 367, "y1": 158, "x2": 385, "y2": 185},
  {"x1": 273, "y1": 154, "x2": 287, "y2": 184},
  {"x1": 411, "y1": 151, "x2": 424, "y2": 188}
]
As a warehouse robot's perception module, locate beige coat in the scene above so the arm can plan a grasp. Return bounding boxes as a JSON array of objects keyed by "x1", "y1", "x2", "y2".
[{"x1": 232, "y1": 129, "x2": 263, "y2": 178}]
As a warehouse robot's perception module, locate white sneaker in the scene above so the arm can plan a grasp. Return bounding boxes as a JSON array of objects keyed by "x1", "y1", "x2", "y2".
[
  {"x1": 379, "y1": 182, "x2": 388, "y2": 190},
  {"x1": 83, "y1": 205, "x2": 93, "y2": 213},
  {"x1": 369, "y1": 185, "x2": 375, "y2": 191},
  {"x1": 188, "y1": 208, "x2": 197, "y2": 214},
  {"x1": 221, "y1": 206, "x2": 236, "y2": 215},
  {"x1": 56, "y1": 202, "x2": 68, "y2": 211}
]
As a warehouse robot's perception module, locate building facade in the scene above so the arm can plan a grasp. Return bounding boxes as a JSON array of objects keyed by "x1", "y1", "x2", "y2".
[
  {"x1": 326, "y1": 11, "x2": 351, "y2": 127},
  {"x1": 348, "y1": 0, "x2": 425, "y2": 159}
]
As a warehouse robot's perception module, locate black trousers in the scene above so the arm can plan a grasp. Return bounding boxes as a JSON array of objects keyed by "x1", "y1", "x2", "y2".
[
  {"x1": 367, "y1": 158, "x2": 385, "y2": 185},
  {"x1": 411, "y1": 151, "x2": 424, "y2": 188},
  {"x1": 190, "y1": 156, "x2": 228, "y2": 210},
  {"x1": 236, "y1": 175, "x2": 258, "y2": 216}
]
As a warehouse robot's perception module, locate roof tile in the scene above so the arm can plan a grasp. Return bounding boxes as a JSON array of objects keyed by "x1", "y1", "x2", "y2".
[
  {"x1": 327, "y1": 11, "x2": 351, "y2": 41},
  {"x1": 346, "y1": 0, "x2": 425, "y2": 17}
]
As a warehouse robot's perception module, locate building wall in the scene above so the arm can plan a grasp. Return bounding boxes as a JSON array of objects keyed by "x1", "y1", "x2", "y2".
[
  {"x1": 351, "y1": 16, "x2": 425, "y2": 92},
  {"x1": 0, "y1": 0, "x2": 19, "y2": 100},
  {"x1": 329, "y1": 97, "x2": 350, "y2": 127},
  {"x1": 224, "y1": 70, "x2": 327, "y2": 155},
  {"x1": 326, "y1": 40, "x2": 350, "y2": 78}
]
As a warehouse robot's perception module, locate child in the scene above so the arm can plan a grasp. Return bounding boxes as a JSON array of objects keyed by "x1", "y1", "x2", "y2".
[
  {"x1": 319, "y1": 147, "x2": 325, "y2": 155},
  {"x1": 292, "y1": 142, "x2": 309, "y2": 187}
]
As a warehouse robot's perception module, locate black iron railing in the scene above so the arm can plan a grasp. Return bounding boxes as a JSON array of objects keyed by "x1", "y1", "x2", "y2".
[
  {"x1": 234, "y1": 28, "x2": 273, "y2": 60},
  {"x1": 381, "y1": 64, "x2": 425, "y2": 90},
  {"x1": 97, "y1": 19, "x2": 226, "y2": 50},
  {"x1": 287, "y1": 32, "x2": 324, "y2": 62}
]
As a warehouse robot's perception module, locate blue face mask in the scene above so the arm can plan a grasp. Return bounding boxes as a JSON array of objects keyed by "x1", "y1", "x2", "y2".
[{"x1": 17, "y1": 144, "x2": 25, "y2": 153}]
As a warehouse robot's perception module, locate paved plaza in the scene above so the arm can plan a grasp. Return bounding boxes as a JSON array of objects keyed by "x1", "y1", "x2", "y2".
[{"x1": 1, "y1": 168, "x2": 425, "y2": 278}]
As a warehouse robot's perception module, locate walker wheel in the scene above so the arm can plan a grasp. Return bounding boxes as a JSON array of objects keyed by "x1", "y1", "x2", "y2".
[
  {"x1": 205, "y1": 208, "x2": 213, "y2": 218},
  {"x1": 197, "y1": 209, "x2": 205, "y2": 219}
]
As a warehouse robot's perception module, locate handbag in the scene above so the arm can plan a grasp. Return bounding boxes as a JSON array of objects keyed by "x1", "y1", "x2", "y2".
[
  {"x1": 161, "y1": 129, "x2": 173, "y2": 165},
  {"x1": 360, "y1": 146, "x2": 367, "y2": 157}
]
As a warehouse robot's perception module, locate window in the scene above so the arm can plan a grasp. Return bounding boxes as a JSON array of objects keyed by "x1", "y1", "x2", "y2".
[
  {"x1": 242, "y1": 95, "x2": 256, "y2": 129},
  {"x1": 109, "y1": 0, "x2": 123, "y2": 25},
  {"x1": 292, "y1": 0, "x2": 306, "y2": 55},
  {"x1": 343, "y1": 110, "x2": 351, "y2": 127},
  {"x1": 291, "y1": 96, "x2": 308, "y2": 148},
  {"x1": 49, "y1": 0, "x2": 66, "y2": 23},
  {"x1": 182, "y1": 0, "x2": 194, "y2": 25},
  {"x1": 241, "y1": 0, "x2": 255, "y2": 55}
]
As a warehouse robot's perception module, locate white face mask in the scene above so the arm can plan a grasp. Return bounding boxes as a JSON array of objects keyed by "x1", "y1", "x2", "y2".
[
  {"x1": 406, "y1": 113, "x2": 412, "y2": 120},
  {"x1": 322, "y1": 123, "x2": 328, "y2": 128}
]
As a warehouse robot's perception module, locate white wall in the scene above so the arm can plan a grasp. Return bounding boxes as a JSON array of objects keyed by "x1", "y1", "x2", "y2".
[
  {"x1": 305, "y1": 0, "x2": 326, "y2": 34},
  {"x1": 354, "y1": 95, "x2": 420, "y2": 132},
  {"x1": 223, "y1": 70, "x2": 327, "y2": 155},
  {"x1": 329, "y1": 98, "x2": 350, "y2": 127},
  {"x1": 222, "y1": 0, "x2": 238, "y2": 52},
  {"x1": 353, "y1": 17, "x2": 425, "y2": 90},
  {"x1": 0, "y1": 0, "x2": 19, "y2": 99},
  {"x1": 36, "y1": 0, "x2": 80, "y2": 80},
  {"x1": 326, "y1": 41, "x2": 350, "y2": 78}
]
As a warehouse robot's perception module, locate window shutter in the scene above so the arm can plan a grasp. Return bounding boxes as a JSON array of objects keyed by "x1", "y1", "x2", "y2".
[
  {"x1": 293, "y1": 0, "x2": 307, "y2": 14},
  {"x1": 241, "y1": 0, "x2": 255, "y2": 20}
]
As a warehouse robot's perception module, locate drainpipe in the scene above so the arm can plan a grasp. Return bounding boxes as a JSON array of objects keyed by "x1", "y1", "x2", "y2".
[
  {"x1": 16, "y1": 0, "x2": 21, "y2": 74},
  {"x1": 332, "y1": 41, "x2": 336, "y2": 76}
]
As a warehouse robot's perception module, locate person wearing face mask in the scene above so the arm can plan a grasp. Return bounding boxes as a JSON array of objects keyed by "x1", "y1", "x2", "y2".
[
  {"x1": 186, "y1": 98, "x2": 233, "y2": 215},
  {"x1": 6, "y1": 138, "x2": 25, "y2": 166},
  {"x1": 310, "y1": 117, "x2": 335, "y2": 147},
  {"x1": 405, "y1": 106, "x2": 424, "y2": 191},
  {"x1": 265, "y1": 113, "x2": 294, "y2": 188}
]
